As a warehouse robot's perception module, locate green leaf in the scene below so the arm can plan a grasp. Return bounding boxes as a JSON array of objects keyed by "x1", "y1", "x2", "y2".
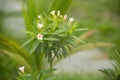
[
  {"x1": 54, "y1": 29, "x2": 67, "y2": 34},
  {"x1": 37, "y1": 0, "x2": 50, "y2": 13},
  {"x1": 99, "y1": 69, "x2": 115, "y2": 79},
  {"x1": 22, "y1": 1, "x2": 30, "y2": 30},
  {"x1": 37, "y1": 69, "x2": 56, "y2": 80},
  {"x1": 36, "y1": 71, "x2": 42, "y2": 80},
  {"x1": 0, "y1": 34, "x2": 33, "y2": 65},
  {"x1": 66, "y1": 39, "x2": 76, "y2": 47},
  {"x1": 21, "y1": 38, "x2": 34, "y2": 47},
  {"x1": 61, "y1": 46, "x2": 68, "y2": 58},
  {"x1": 29, "y1": 40, "x2": 40, "y2": 54},
  {"x1": 0, "y1": 49, "x2": 32, "y2": 71},
  {"x1": 45, "y1": 75, "x2": 56, "y2": 80},
  {"x1": 26, "y1": 0, "x2": 37, "y2": 23},
  {"x1": 71, "y1": 35, "x2": 85, "y2": 44},
  {"x1": 58, "y1": 34, "x2": 66, "y2": 37},
  {"x1": 34, "y1": 43, "x2": 44, "y2": 54},
  {"x1": 44, "y1": 37, "x2": 59, "y2": 41},
  {"x1": 50, "y1": 0, "x2": 72, "y2": 14},
  {"x1": 66, "y1": 44, "x2": 72, "y2": 52}
]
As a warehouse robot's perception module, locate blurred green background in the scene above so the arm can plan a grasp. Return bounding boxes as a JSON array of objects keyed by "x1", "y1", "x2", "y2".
[{"x1": 0, "y1": 0, "x2": 120, "y2": 80}]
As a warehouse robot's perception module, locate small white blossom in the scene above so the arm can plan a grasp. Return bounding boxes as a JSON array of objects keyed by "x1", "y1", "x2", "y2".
[
  {"x1": 37, "y1": 33, "x2": 43, "y2": 40},
  {"x1": 37, "y1": 15, "x2": 41, "y2": 19},
  {"x1": 57, "y1": 11, "x2": 60, "y2": 16},
  {"x1": 19, "y1": 66, "x2": 24, "y2": 74},
  {"x1": 38, "y1": 23, "x2": 43, "y2": 29},
  {"x1": 69, "y1": 17, "x2": 74, "y2": 23},
  {"x1": 51, "y1": 10, "x2": 55, "y2": 16},
  {"x1": 64, "y1": 14, "x2": 67, "y2": 20}
]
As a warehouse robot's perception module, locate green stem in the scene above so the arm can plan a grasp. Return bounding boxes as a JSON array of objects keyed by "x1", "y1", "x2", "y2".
[{"x1": 50, "y1": 53, "x2": 53, "y2": 69}]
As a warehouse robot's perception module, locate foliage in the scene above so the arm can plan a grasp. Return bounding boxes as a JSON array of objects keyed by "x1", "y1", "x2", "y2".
[
  {"x1": 0, "y1": 0, "x2": 72, "y2": 79},
  {"x1": 22, "y1": 0, "x2": 72, "y2": 31},
  {"x1": 99, "y1": 51, "x2": 120, "y2": 80},
  {"x1": 0, "y1": 0, "x2": 118, "y2": 79},
  {"x1": 18, "y1": 68, "x2": 56, "y2": 80},
  {"x1": 0, "y1": 34, "x2": 34, "y2": 72},
  {"x1": 21, "y1": 0, "x2": 73, "y2": 71},
  {"x1": 22, "y1": 11, "x2": 87, "y2": 69}
]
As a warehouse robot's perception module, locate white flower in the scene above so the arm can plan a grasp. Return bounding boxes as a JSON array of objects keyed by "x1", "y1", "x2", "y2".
[
  {"x1": 51, "y1": 10, "x2": 55, "y2": 16},
  {"x1": 37, "y1": 15, "x2": 41, "y2": 19},
  {"x1": 69, "y1": 17, "x2": 74, "y2": 23},
  {"x1": 19, "y1": 66, "x2": 24, "y2": 73},
  {"x1": 37, "y1": 33, "x2": 43, "y2": 40},
  {"x1": 57, "y1": 10, "x2": 60, "y2": 16},
  {"x1": 64, "y1": 14, "x2": 67, "y2": 20},
  {"x1": 38, "y1": 23, "x2": 43, "y2": 29}
]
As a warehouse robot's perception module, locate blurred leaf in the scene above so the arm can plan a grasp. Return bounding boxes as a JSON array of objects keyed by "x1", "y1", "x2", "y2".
[
  {"x1": 50, "y1": 0, "x2": 72, "y2": 14},
  {"x1": 37, "y1": 69, "x2": 56, "y2": 80},
  {"x1": 22, "y1": 1, "x2": 30, "y2": 30},
  {"x1": 29, "y1": 40, "x2": 40, "y2": 54},
  {"x1": 21, "y1": 38, "x2": 34, "y2": 47},
  {"x1": 99, "y1": 51, "x2": 120, "y2": 80},
  {"x1": 71, "y1": 35, "x2": 85, "y2": 44},
  {"x1": 26, "y1": 0, "x2": 37, "y2": 23},
  {"x1": 0, "y1": 34, "x2": 30, "y2": 62},
  {"x1": 61, "y1": 46, "x2": 68, "y2": 58},
  {"x1": 44, "y1": 37, "x2": 59, "y2": 41},
  {"x1": 0, "y1": 34, "x2": 39, "y2": 72},
  {"x1": 0, "y1": 49, "x2": 32, "y2": 71},
  {"x1": 99, "y1": 69, "x2": 115, "y2": 80}
]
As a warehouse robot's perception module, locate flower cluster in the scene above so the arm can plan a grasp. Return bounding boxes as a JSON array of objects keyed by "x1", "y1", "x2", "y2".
[
  {"x1": 50, "y1": 10, "x2": 74, "y2": 23},
  {"x1": 23, "y1": 10, "x2": 83, "y2": 63},
  {"x1": 35, "y1": 10, "x2": 75, "y2": 41}
]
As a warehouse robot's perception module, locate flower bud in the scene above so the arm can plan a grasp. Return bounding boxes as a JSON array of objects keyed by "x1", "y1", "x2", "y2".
[
  {"x1": 51, "y1": 10, "x2": 55, "y2": 16},
  {"x1": 57, "y1": 11, "x2": 60, "y2": 16},
  {"x1": 64, "y1": 14, "x2": 67, "y2": 20},
  {"x1": 69, "y1": 17, "x2": 74, "y2": 23},
  {"x1": 19, "y1": 66, "x2": 24, "y2": 74}
]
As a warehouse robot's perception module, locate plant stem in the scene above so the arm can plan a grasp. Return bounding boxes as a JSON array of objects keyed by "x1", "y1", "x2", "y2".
[
  {"x1": 50, "y1": 53, "x2": 56, "y2": 70},
  {"x1": 49, "y1": 35, "x2": 68, "y2": 70},
  {"x1": 50, "y1": 53, "x2": 53, "y2": 70},
  {"x1": 50, "y1": 60, "x2": 52, "y2": 69}
]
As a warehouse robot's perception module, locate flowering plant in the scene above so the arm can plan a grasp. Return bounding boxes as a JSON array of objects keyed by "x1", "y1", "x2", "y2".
[
  {"x1": 22, "y1": 10, "x2": 85, "y2": 69},
  {"x1": 18, "y1": 66, "x2": 56, "y2": 80}
]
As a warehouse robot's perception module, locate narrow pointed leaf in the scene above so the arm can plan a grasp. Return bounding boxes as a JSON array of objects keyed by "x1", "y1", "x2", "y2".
[
  {"x1": 50, "y1": 0, "x2": 72, "y2": 14},
  {"x1": 29, "y1": 40, "x2": 40, "y2": 54},
  {"x1": 21, "y1": 38, "x2": 34, "y2": 47},
  {"x1": 44, "y1": 38, "x2": 59, "y2": 41},
  {"x1": 71, "y1": 35, "x2": 85, "y2": 44}
]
